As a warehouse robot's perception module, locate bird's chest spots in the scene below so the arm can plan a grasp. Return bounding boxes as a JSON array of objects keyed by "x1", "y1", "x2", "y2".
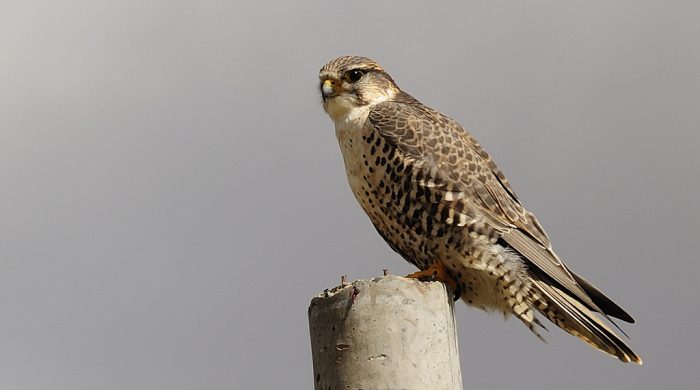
[
  {"x1": 337, "y1": 126, "x2": 441, "y2": 268},
  {"x1": 337, "y1": 125, "x2": 382, "y2": 204}
]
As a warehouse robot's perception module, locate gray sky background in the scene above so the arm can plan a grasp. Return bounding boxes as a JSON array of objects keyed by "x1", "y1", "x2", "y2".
[{"x1": 2, "y1": 1, "x2": 699, "y2": 389}]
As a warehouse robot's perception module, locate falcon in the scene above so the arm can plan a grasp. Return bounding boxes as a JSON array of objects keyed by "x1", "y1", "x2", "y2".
[{"x1": 319, "y1": 55, "x2": 641, "y2": 363}]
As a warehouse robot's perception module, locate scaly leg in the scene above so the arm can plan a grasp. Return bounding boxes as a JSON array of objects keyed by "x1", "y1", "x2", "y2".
[{"x1": 406, "y1": 261, "x2": 462, "y2": 301}]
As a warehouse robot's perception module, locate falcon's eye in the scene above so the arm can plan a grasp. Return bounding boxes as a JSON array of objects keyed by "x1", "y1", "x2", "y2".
[{"x1": 345, "y1": 69, "x2": 366, "y2": 83}]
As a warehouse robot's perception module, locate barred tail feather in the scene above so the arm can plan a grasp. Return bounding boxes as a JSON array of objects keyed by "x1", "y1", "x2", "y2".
[{"x1": 532, "y1": 279, "x2": 642, "y2": 364}]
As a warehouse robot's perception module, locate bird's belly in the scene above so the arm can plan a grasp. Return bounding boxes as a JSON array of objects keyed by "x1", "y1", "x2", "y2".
[
  {"x1": 337, "y1": 126, "x2": 517, "y2": 313},
  {"x1": 337, "y1": 126, "x2": 436, "y2": 269}
]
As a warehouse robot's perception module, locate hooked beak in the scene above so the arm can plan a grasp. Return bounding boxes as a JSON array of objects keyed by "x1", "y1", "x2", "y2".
[{"x1": 320, "y1": 78, "x2": 339, "y2": 101}]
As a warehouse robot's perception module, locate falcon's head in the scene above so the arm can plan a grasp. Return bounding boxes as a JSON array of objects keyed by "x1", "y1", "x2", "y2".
[{"x1": 319, "y1": 56, "x2": 400, "y2": 122}]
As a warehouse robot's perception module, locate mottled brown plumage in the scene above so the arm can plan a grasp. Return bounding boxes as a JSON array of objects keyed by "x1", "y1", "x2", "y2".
[{"x1": 319, "y1": 55, "x2": 641, "y2": 363}]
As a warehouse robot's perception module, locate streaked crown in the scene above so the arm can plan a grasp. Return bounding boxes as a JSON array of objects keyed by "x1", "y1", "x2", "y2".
[
  {"x1": 319, "y1": 56, "x2": 384, "y2": 79},
  {"x1": 319, "y1": 56, "x2": 401, "y2": 121}
]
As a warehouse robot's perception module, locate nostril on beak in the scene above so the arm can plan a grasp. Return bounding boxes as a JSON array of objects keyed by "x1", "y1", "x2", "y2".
[{"x1": 321, "y1": 79, "x2": 337, "y2": 100}]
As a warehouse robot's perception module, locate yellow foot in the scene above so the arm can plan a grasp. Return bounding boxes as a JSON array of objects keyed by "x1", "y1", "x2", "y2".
[{"x1": 406, "y1": 261, "x2": 462, "y2": 301}]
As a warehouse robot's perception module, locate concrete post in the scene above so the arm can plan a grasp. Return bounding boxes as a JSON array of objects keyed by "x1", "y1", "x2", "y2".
[{"x1": 308, "y1": 275, "x2": 463, "y2": 390}]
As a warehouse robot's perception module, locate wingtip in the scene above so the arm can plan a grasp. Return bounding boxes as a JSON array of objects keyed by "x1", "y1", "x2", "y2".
[
  {"x1": 571, "y1": 271, "x2": 636, "y2": 323},
  {"x1": 533, "y1": 280, "x2": 643, "y2": 366}
]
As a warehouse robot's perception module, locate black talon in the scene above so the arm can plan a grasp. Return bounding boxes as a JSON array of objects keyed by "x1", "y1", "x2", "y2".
[{"x1": 452, "y1": 283, "x2": 462, "y2": 302}]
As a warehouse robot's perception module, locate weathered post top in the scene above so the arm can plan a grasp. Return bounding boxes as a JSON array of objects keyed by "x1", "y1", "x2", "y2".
[{"x1": 308, "y1": 275, "x2": 463, "y2": 390}]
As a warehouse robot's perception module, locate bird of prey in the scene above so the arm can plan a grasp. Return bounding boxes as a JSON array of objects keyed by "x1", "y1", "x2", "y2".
[{"x1": 319, "y1": 55, "x2": 641, "y2": 364}]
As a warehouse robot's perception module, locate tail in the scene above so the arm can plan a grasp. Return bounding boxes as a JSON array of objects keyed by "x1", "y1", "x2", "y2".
[{"x1": 531, "y1": 279, "x2": 642, "y2": 364}]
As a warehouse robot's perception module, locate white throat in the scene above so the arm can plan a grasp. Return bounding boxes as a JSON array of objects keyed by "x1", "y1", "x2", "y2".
[
  {"x1": 333, "y1": 104, "x2": 371, "y2": 135},
  {"x1": 324, "y1": 90, "x2": 395, "y2": 135}
]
